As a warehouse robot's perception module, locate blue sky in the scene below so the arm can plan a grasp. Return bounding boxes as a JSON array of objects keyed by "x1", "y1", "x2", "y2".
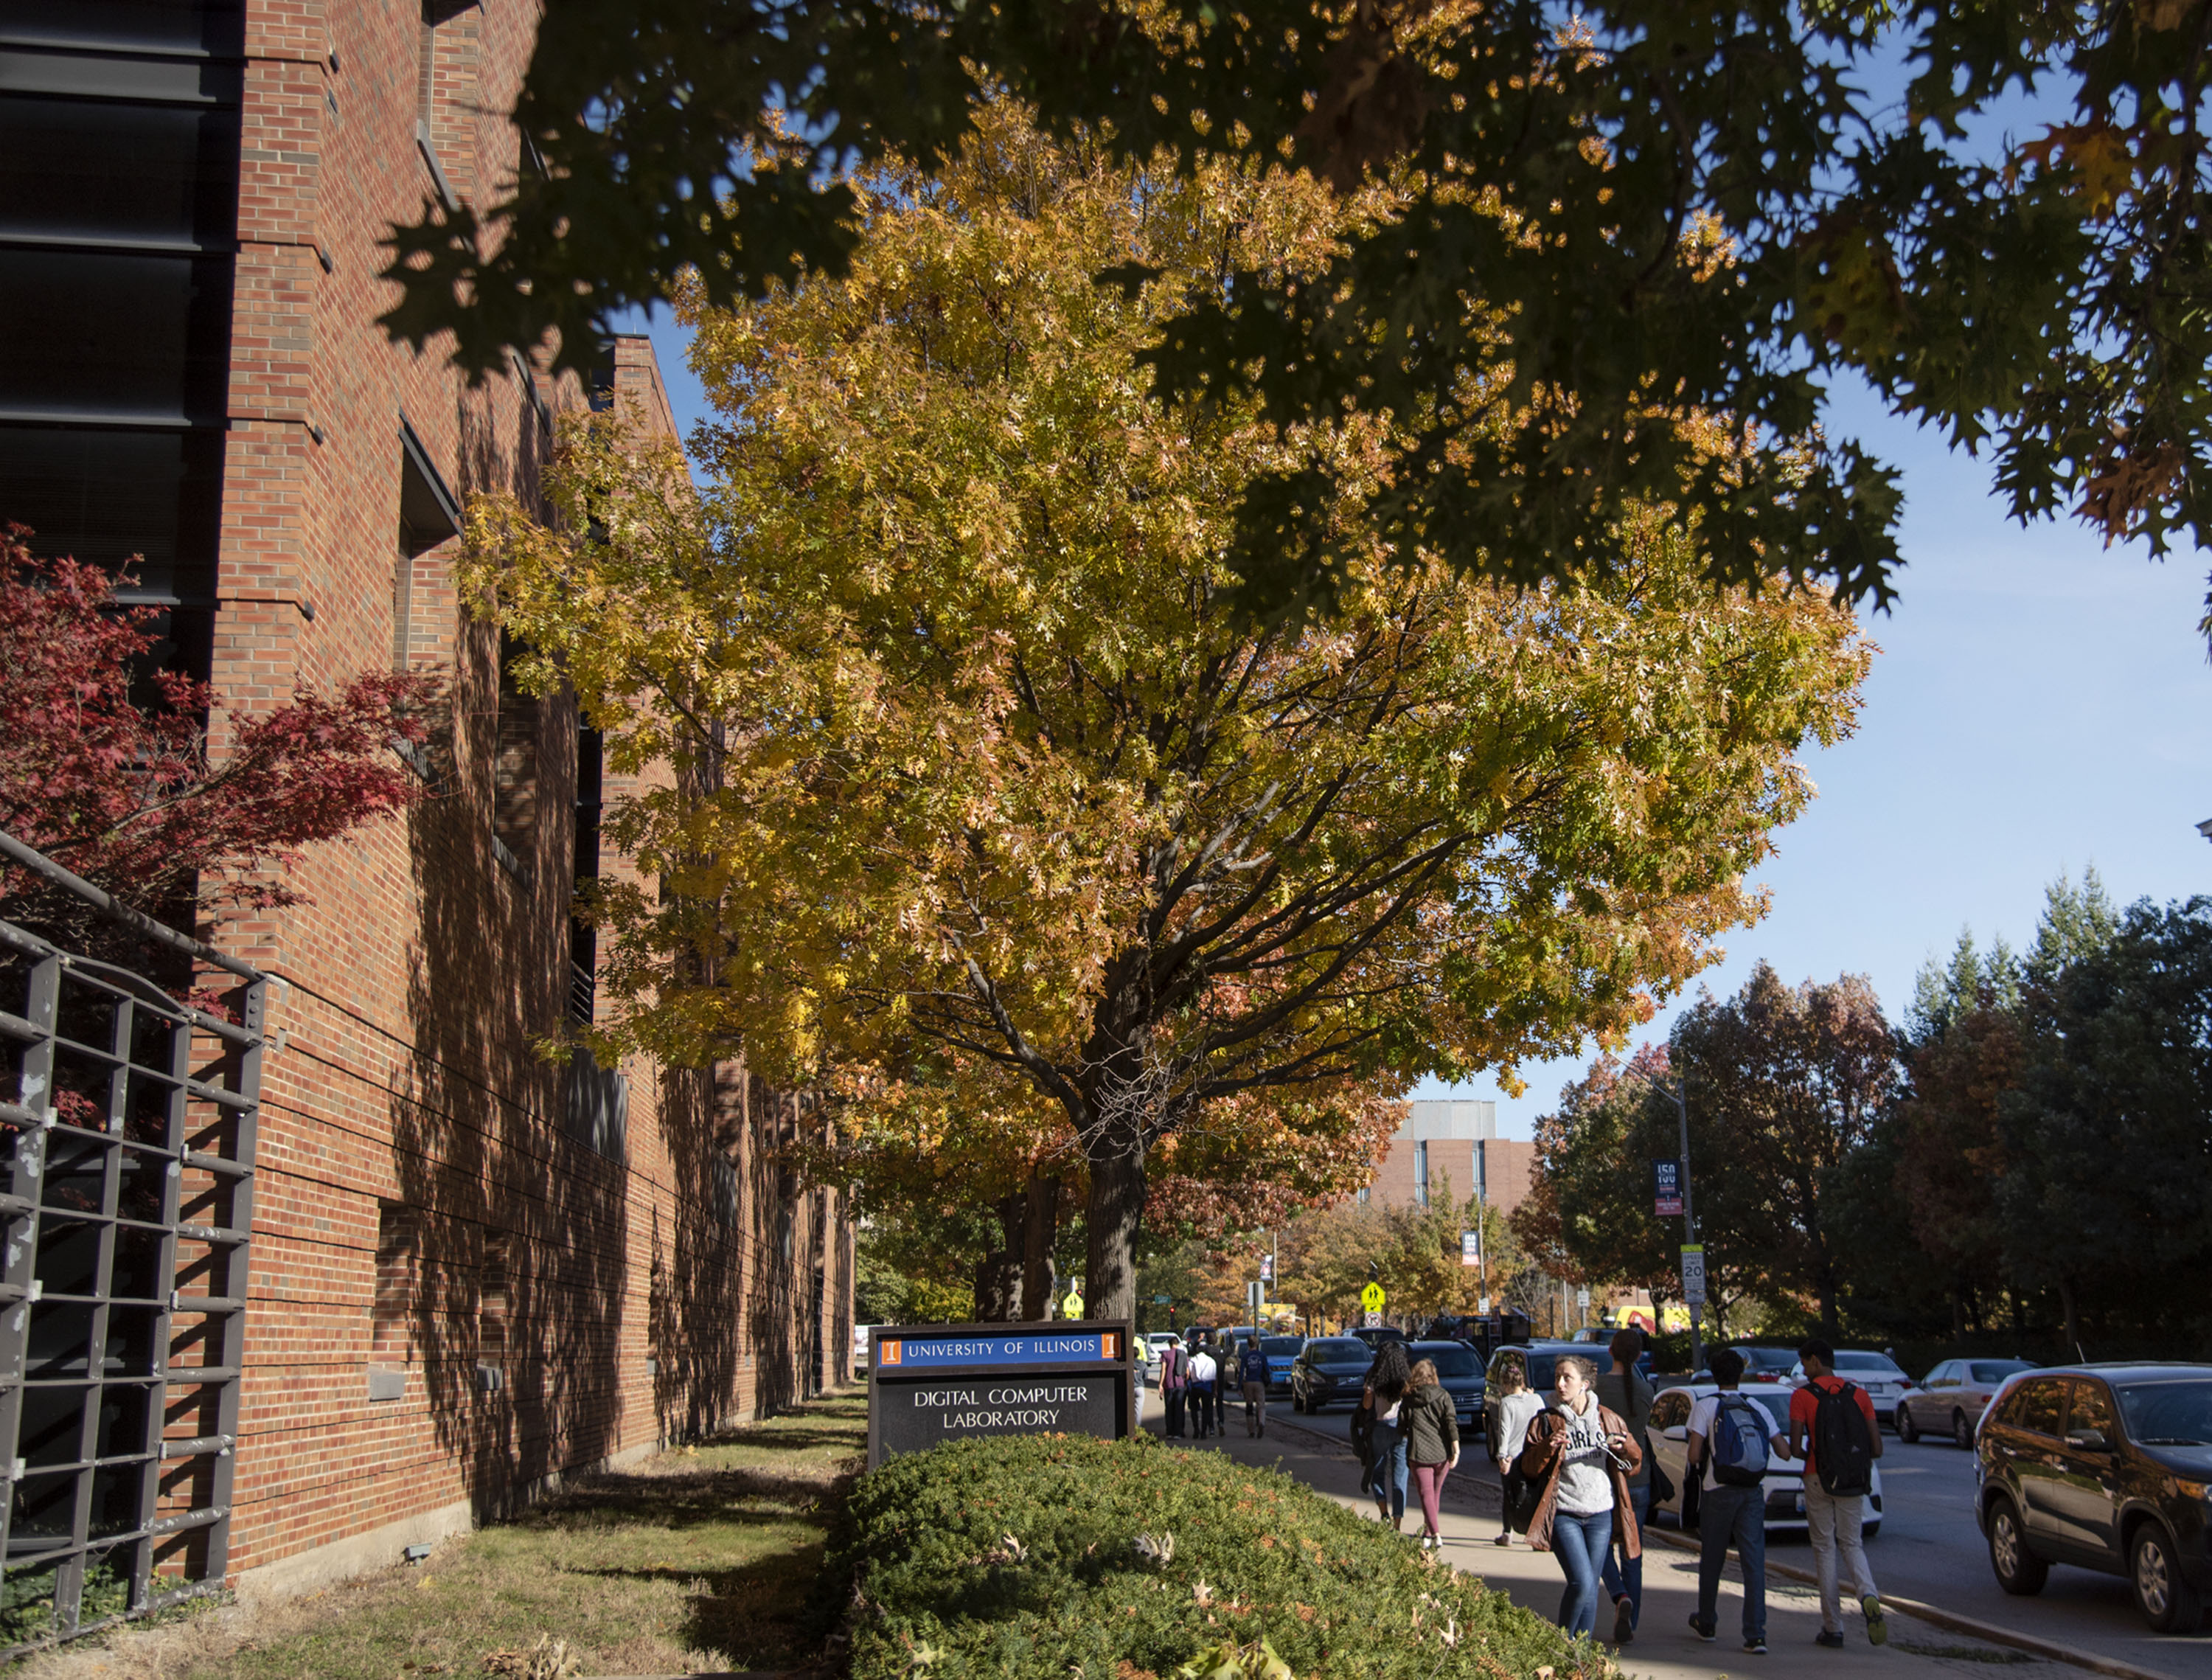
[{"x1": 619, "y1": 310, "x2": 2212, "y2": 1142}]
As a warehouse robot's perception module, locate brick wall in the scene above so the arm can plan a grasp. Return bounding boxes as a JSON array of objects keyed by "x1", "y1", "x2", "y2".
[
  {"x1": 191, "y1": 0, "x2": 852, "y2": 1592},
  {"x1": 1363, "y1": 1137, "x2": 1534, "y2": 1219}
]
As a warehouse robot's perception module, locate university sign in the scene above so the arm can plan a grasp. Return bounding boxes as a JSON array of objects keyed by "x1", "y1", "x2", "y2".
[{"x1": 868, "y1": 1321, "x2": 1135, "y2": 1467}]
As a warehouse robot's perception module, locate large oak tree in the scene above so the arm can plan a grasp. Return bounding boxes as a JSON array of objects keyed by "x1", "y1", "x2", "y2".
[
  {"x1": 389, "y1": 1, "x2": 2212, "y2": 624},
  {"x1": 468, "y1": 106, "x2": 1871, "y2": 1322}
]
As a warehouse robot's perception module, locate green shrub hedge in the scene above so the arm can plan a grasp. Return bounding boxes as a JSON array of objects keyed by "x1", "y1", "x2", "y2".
[{"x1": 821, "y1": 1434, "x2": 1614, "y2": 1680}]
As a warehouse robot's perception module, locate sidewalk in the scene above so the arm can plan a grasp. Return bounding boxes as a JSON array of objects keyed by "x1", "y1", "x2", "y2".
[{"x1": 1150, "y1": 1406, "x2": 2076, "y2": 1680}]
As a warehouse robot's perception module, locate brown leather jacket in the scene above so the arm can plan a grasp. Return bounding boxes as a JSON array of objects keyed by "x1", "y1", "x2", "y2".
[{"x1": 1515, "y1": 1400, "x2": 1644, "y2": 1558}]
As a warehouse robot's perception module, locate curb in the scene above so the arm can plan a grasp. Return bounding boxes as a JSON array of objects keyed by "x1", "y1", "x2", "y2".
[{"x1": 1644, "y1": 1530, "x2": 2184, "y2": 1680}]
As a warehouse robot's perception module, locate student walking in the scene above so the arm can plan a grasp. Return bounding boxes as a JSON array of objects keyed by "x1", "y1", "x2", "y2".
[
  {"x1": 1187, "y1": 1339, "x2": 1219, "y2": 1439},
  {"x1": 1159, "y1": 1339, "x2": 1187, "y2": 1439},
  {"x1": 1403, "y1": 1358, "x2": 1461, "y2": 1549},
  {"x1": 1353, "y1": 1341, "x2": 1413, "y2": 1529},
  {"x1": 1790, "y1": 1339, "x2": 1887, "y2": 1649},
  {"x1": 1517, "y1": 1354, "x2": 1642, "y2": 1641},
  {"x1": 1239, "y1": 1339, "x2": 1270, "y2": 1437},
  {"x1": 1685, "y1": 1347, "x2": 1791, "y2": 1656},
  {"x1": 1489, "y1": 1361, "x2": 1545, "y2": 1547},
  {"x1": 1595, "y1": 1328, "x2": 1657, "y2": 1642}
]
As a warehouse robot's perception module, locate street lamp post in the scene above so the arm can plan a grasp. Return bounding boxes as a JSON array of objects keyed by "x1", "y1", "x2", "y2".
[{"x1": 1652, "y1": 1074, "x2": 1704, "y2": 1378}]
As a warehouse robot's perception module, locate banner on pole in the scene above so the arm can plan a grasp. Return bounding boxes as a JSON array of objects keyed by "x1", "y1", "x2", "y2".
[
  {"x1": 1460, "y1": 1229, "x2": 1481, "y2": 1268},
  {"x1": 1260, "y1": 1252, "x2": 1274, "y2": 1282},
  {"x1": 1652, "y1": 1159, "x2": 1685, "y2": 1218}
]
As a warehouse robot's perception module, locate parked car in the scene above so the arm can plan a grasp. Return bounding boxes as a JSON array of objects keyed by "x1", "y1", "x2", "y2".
[
  {"x1": 1259, "y1": 1334, "x2": 1305, "y2": 1395},
  {"x1": 1483, "y1": 1339, "x2": 1632, "y2": 1414},
  {"x1": 1899, "y1": 1358, "x2": 2038, "y2": 1448},
  {"x1": 1787, "y1": 1350, "x2": 1914, "y2": 1425},
  {"x1": 1733, "y1": 1346, "x2": 1801, "y2": 1385},
  {"x1": 1145, "y1": 1331, "x2": 1181, "y2": 1361},
  {"x1": 1350, "y1": 1326, "x2": 1408, "y2": 1351},
  {"x1": 1292, "y1": 1336, "x2": 1378, "y2": 1412},
  {"x1": 1644, "y1": 1384, "x2": 1883, "y2": 1539},
  {"x1": 1408, "y1": 1339, "x2": 1486, "y2": 1426},
  {"x1": 1976, "y1": 1363, "x2": 2212, "y2": 1632}
]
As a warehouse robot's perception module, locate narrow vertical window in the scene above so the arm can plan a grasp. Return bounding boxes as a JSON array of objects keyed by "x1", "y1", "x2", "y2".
[
  {"x1": 395, "y1": 418, "x2": 458, "y2": 670},
  {"x1": 372, "y1": 1203, "x2": 419, "y2": 1372},
  {"x1": 478, "y1": 1233, "x2": 509, "y2": 1373},
  {"x1": 493, "y1": 631, "x2": 540, "y2": 864},
  {"x1": 570, "y1": 726, "x2": 602, "y2": 1021}
]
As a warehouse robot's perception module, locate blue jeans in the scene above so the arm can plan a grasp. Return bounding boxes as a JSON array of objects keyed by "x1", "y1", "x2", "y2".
[
  {"x1": 1365, "y1": 1424, "x2": 1408, "y2": 1522},
  {"x1": 1600, "y1": 1485, "x2": 1648, "y2": 1626},
  {"x1": 1697, "y1": 1484, "x2": 1767, "y2": 1642},
  {"x1": 1551, "y1": 1507, "x2": 1615, "y2": 1638}
]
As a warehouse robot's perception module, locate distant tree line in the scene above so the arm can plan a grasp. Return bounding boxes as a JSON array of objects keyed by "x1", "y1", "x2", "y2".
[{"x1": 1516, "y1": 872, "x2": 2212, "y2": 1360}]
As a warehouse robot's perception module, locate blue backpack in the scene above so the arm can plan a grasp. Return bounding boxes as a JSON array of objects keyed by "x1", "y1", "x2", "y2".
[{"x1": 1711, "y1": 1395, "x2": 1771, "y2": 1488}]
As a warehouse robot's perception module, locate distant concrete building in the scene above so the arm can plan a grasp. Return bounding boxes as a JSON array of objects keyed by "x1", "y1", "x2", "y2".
[{"x1": 1360, "y1": 1100, "x2": 1536, "y2": 1218}]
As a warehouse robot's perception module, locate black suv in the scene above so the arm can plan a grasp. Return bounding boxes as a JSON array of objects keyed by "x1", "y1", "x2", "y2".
[{"x1": 1977, "y1": 1363, "x2": 2212, "y2": 1631}]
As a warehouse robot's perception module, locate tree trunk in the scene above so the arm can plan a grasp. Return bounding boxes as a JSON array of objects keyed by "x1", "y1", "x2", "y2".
[
  {"x1": 1020, "y1": 1168, "x2": 1062, "y2": 1322},
  {"x1": 1085, "y1": 1143, "x2": 1147, "y2": 1327},
  {"x1": 973, "y1": 1188, "x2": 1026, "y2": 1322},
  {"x1": 1951, "y1": 1288, "x2": 1966, "y2": 1341},
  {"x1": 2059, "y1": 1276, "x2": 2081, "y2": 1358}
]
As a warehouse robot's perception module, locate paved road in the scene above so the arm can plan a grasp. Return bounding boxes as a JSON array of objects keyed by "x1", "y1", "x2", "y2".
[{"x1": 1202, "y1": 1390, "x2": 2212, "y2": 1680}]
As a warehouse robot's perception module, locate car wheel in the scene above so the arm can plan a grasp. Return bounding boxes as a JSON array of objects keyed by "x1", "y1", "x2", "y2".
[
  {"x1": 1987, "y1": 1496, "x2": 2048, "y2": 1596},
  {"x1": 1897, "y1": 1406, "x2": 1919, "y2": 1444},
  {"x1": 1953, "y1": 1409, "x2": 1974, "y2": 1450},
  {"x1": 2132, "y1": 1524, "x2": 2203, "y2": 1634},
  {"x1": 1864, "y1": 1523, "x2": 1880, "y2": 1541}
]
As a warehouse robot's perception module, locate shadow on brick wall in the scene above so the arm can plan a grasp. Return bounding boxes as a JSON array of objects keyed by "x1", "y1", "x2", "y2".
[{"x1": 388, "y1": 632, "x2": 633, "y2": 1522}]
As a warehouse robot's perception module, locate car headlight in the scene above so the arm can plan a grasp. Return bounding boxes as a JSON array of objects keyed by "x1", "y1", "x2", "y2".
[{"x1": 2177, "y1": 1479, "x2": 2212, "y2": 1500}]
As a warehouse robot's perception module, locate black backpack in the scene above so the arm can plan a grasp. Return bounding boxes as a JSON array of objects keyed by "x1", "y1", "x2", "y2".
[{"x1": 1812, "y1": 1380, "x2": 1875, "y2": 1496}]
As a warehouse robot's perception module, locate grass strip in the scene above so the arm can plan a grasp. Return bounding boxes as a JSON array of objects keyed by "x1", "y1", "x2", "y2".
[{"x1": 13, "y1": 1392, "x2": 866, "y2": 1680}]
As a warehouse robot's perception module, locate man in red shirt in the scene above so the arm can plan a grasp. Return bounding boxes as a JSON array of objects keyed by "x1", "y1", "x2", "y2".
[{"x1": 1787, "y1": 1339, "x2": 1886, "y2": 1649}]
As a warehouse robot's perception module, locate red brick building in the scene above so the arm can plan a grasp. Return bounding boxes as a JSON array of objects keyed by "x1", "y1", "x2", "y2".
[
  {"x1": 1360, "y1": 1100, "x2": 1536, "y2": 1219},
  {"x1": 1, "y1": 0, "x2": 852, "y2": 1612}
]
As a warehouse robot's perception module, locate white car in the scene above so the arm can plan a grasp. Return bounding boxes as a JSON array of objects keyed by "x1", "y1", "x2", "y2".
[
  {"x1": 1644, "y1": 1384, "x2": 1883, "y2": 1539},
  {"x1": 1787, "y1": 1350, "x2": 1914, "y2": 1426},
  {"x1": 1144, "y1": 1332, "x2": 1178, "y2": 1376}
]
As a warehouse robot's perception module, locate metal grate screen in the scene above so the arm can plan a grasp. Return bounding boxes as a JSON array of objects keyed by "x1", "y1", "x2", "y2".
[{"x1": 0, "y1": 889, "x2": 261, "y2": 1653}]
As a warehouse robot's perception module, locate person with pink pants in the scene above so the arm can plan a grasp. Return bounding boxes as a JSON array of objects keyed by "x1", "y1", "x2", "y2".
[{"x1": 1403, "y1": 1358, "x2": 1462, "y2": 1549}]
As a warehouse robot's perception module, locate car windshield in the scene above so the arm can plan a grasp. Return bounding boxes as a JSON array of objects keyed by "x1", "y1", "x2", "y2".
[
  {"x1": 1741, "y1": 1348, "x2": 1796, "y2": 1370},
  {"x1": 1969, "y1": 1361, "x2": 2034, "y2": 1384},
  {"x1": 1419, "y1": 1347, "x2": 1480, "y2": 1377},
  {"x1": 1834, "y1": 1353, "x2": 1905, "y2": 1376},
  {"x1": 1746, "y1": 1392, "x2": 1791, "y2": 1429},
  {"x1": 2116, "y1": 1381, "x2": 2212, "y2": 1445},
  {"x1": 1262, "y1": 1338, "x2": 1303, "y2": 1356},
  {"x1": 1311, "y1": 1340, "x2": 1368, "y2": 1361}
]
